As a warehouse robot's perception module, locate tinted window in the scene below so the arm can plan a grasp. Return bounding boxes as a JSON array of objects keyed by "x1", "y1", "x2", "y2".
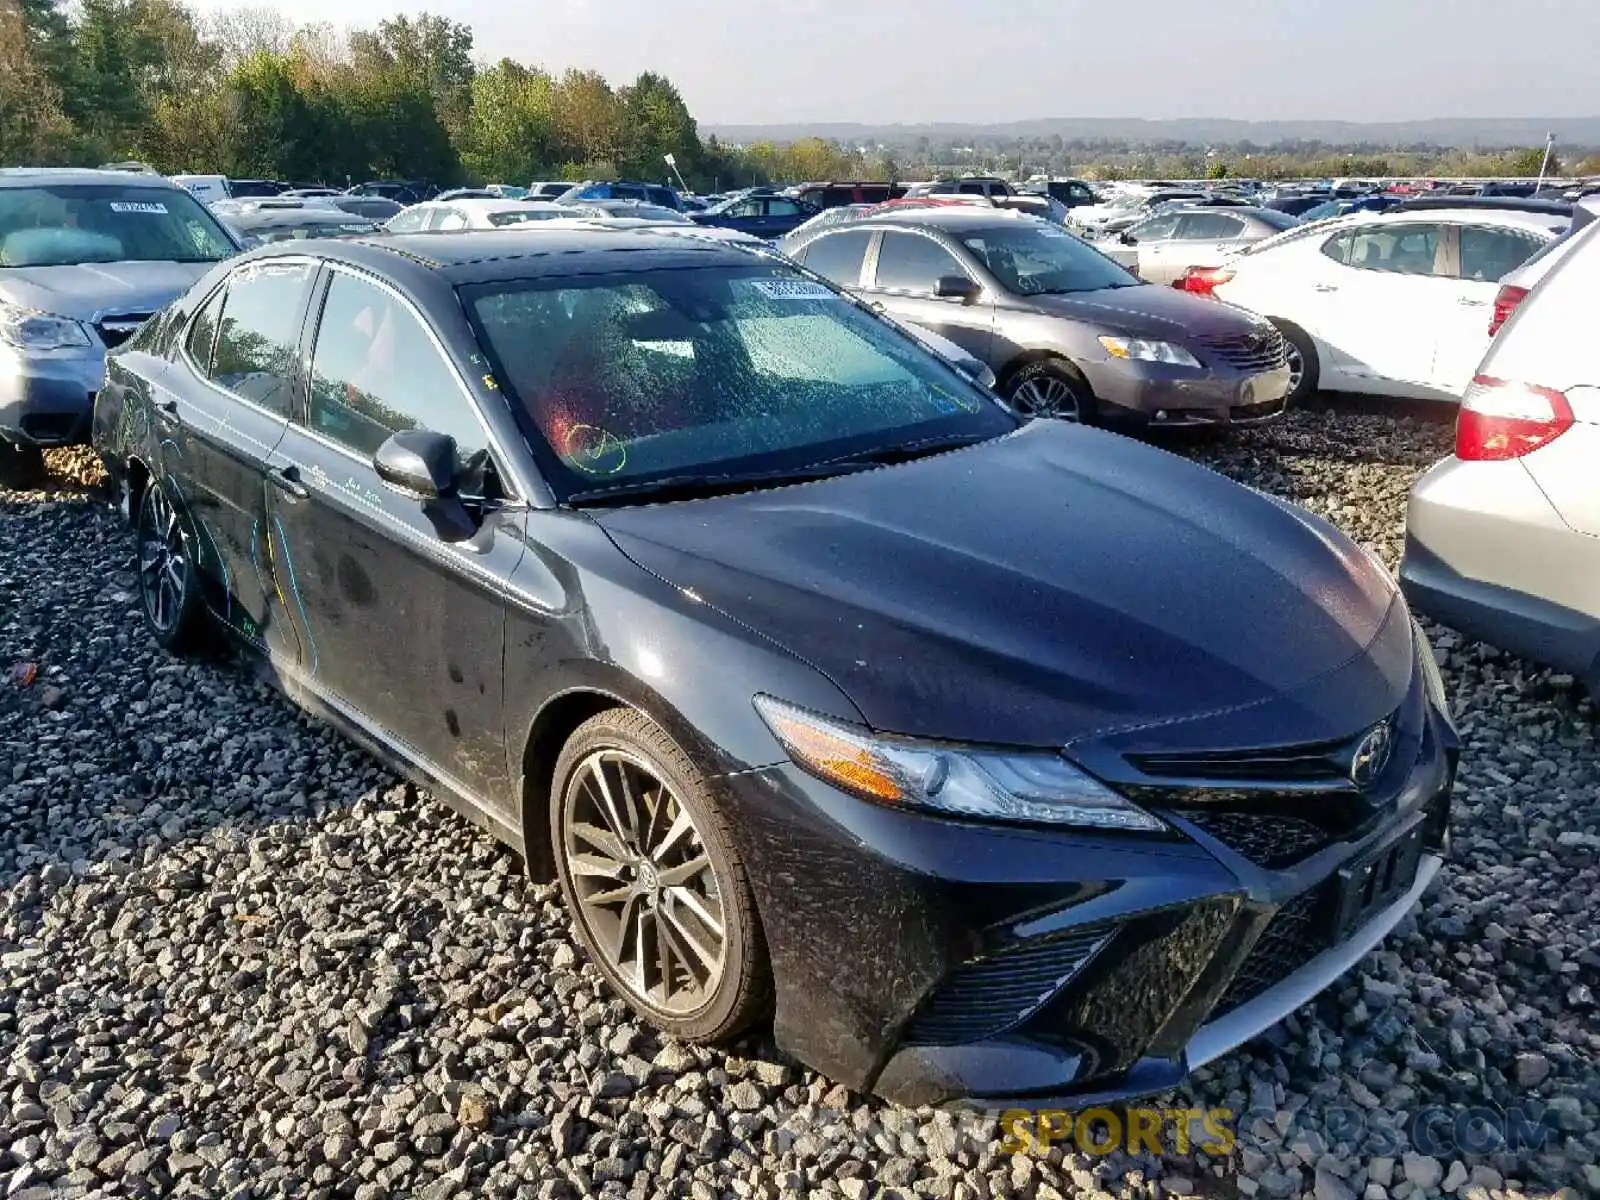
[
  {"x1": 611, "y1": 184, "x2": 645, "y2": 200},
  {"x1": 958, "y1": 182, "x2": 988, "y2": 195},
  {"x1": 645, "y1": 187, "x2": 678, "y2": 208},
  {"x1": 306, "y1": 271, "x2": 485, "y2": 460},
  {"x1": 961, "y1": 224, "x2": 1137, "y2": 294},
  {"x1": 185, "y1": 286, "x2": 225, "y2": 373},
  {"x1": 464, "y1": 266, "x2": 1012, "y2": 499},
  {"x1": 800, "y1": 230, "x2": 872, "y2": 286},
  {"x1": 766, "y1": 199, "x2": 803, "y2": 216},
  {"x1": 206, "y1": 262, "x2": 314, "y2": 415},
  {"x1": 1323, "y1": 223, "x2": 1442, "y2": 275},
  {"x1": 1459, "y1": 226, "x2": 1545, "y2": 282},
  {"x1": 1177, "y1": 213, "x2": 1245, "y2": 239},
  {"x1": 1127, "y1": 214, "x2": 1181, "y2": 241},
  {"x1": 0, "y1": 183, "x2": 235, "y2": 267},
  {"x1": 874, "y1": 232, "x2": 965, "y2": 292}
]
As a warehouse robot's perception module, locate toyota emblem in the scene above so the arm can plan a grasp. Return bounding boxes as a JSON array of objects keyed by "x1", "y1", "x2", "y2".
[{"x1": 1349, "y1": 721, "x2": 1394, "y2": 789}]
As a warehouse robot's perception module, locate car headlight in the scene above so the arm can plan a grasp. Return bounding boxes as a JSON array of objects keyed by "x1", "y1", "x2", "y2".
[
  {"x1": 1098, "y1": 336, "x2": 1201, "y2": 369},
  {"x1": 1412, "y1": 618, "x2": 1450, "y2": 711},
  {"x1": 753, "y1": 695, "x2": 1166, "y2": 832},
  {"x1": 0, "y1": 304, "x2": 93, "y2": 351}
]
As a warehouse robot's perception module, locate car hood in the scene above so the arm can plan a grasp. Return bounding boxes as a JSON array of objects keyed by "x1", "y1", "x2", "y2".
[
  {"x1": 1021, "y1": 283, "x2": 1271, "y2": 341},
  {"x1": 593, "y1": 422, "x2": 1413, "y2": 751},
  {"x1": 0, "y1": 261, "x2": 214, "y2": 321}
]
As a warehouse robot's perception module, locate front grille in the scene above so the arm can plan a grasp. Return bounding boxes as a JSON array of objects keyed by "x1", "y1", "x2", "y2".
[
  {"x1": 1214, "y1": 891, "x2": 1327, "y2": 1015},
  {"x1": 1196, "y1": 329, "x2": 1289, "y2": 373},
  {"x1": 1130, "y1": 738, "x2": 1351, "y2": 786},
  {"x1": 1179, "y1": 809, "x2": 1329, "y2": 868},
  {"x1": 902, "y1": 925, "x2": 1112, "y2": 1046},
  {"x1": 96, "y1": 314, "x2": 153, "y2": 348}
]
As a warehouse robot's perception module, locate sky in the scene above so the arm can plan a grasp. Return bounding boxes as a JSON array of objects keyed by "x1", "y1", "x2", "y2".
[{"x1": 185, "y1": 0, "x2": 1600, "y2": 127}]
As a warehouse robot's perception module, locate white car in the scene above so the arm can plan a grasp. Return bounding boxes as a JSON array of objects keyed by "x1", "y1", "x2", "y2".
[
  {"x1": 384, "y1": 198, "x2": 574, "y2": 232},
  {"x1": 1194, "y1": 207, "x2": 1565, "y2": 402}
]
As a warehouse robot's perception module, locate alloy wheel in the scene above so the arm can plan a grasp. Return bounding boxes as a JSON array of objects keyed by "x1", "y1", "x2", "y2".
[
  {"x1": 560, "y1": 749, "x2": 727, "y2": 1016},
  {"x1": 1009, "y1": 375, "x2": 1081, "y2": 421},
  {"x1": 1284, "y1": 342, "x2": 1305, "y2": 397},
  {"x1": 138, "y1": 485, "x2": 189, "y2": 635}
]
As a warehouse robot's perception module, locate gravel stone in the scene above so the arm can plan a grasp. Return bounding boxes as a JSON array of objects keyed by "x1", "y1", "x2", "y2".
[{"x1": 4, "y1": 416, "x2": 1600, "y2": 1198}]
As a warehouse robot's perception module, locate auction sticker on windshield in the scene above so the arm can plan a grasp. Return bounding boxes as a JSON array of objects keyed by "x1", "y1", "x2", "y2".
[
  {"x1": 748, "y1": 279, "x2": 836, "y2": 301},
  {"x1": 109, "y1": 201, "x2": 169, "y2": 214}
]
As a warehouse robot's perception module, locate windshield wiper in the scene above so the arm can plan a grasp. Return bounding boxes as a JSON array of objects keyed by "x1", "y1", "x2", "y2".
[
  {"x1": 566, "y1": 461, "x2": 881, "y2": 507},
  {"x1": 825, "y1": 432, "x2": 998, "y2": 467}
]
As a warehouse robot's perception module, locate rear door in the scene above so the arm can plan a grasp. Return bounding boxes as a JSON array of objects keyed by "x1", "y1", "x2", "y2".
[
  {"x1": 860, "y1": 230, "x2": 995, "y2": 362},
  {"x1": 264, "y1": 265, "x2": 527, "y2": 808},
  {"x1": 1429, "y1": 222, "x2": 1551, "y2": 396},
  {"x1": 1159, "y1": 211, "x2": 1249, "y2": 284},
  {"x1": 160, "y1": 260, "x2": 317, "y2": 663}
]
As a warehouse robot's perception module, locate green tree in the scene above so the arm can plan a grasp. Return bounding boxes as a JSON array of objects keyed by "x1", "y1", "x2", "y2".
[
  {"x1": 460, "y1": 59, "x2": 556, "y2": 185},
  {"x1": 618, "y1": 71, "x2": 700, "y2": 183},
  {"x1": 0, "y1": 0, "x2": 74, "y2": 163}
]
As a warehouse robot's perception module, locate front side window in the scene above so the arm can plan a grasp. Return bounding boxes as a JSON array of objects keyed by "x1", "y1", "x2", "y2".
[
  {"x1": 1126, "y1": 214, "x2": 1181, "y2": 242},
  {"x1": 464, "y1": 266, "x2": 1013, "y2": 499},
  {"x1": 206, "y1": 261, "x2": 316, "y2": 415},
  {"x1": 0, "y1": 183, "x2": 235, "y2": 267},
  {"x1": 385, "y1": 208, "x2": 428, "y2": 234},
  {"x1": 766, "y1": 199, "x2": 803, "y2": 216},
  {"x1": 306, "y1": 271, "x2": 487, "y2": 461},
  {"x1": 724, "y1": 198, "x2": 763, "y2": 218},
  {"x1": 798, "y1": 230, "x2": 872, "y2": 286},
  {"x1": 873, "y1": 232, "x2": 965, "y2": 292},
  {"x1": 961, "y1": 224, "x2": 1139, "y2": 295},
  {"x1": 1458, "y1": 225, "x2": 1546, "y2": 282}
]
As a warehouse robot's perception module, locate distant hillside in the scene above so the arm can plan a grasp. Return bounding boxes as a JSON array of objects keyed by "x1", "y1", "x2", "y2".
[{"x1": 704, "y1": 116, "x2": 1600, "y2": 150}]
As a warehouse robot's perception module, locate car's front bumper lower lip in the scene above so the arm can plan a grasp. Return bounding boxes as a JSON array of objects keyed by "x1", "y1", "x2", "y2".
[
  {"x1": 0, "y1": 347, "x2": 105, "y2": 446},
  {"x1": 1084, "y1": 359, "x2": 1293, "y2": 426}
]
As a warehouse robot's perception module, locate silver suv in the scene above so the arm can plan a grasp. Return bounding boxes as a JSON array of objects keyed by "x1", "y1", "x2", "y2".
[{"x1": 0, "y1": 168, "x2": 238, "y2": 485}]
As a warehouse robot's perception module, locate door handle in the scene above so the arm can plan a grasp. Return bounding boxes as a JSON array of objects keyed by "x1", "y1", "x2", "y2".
[
  {"x1": 1312, "y1": 283, "x2": 1340, "y2": 293},
  {"x1": 266, "y1": 465, "x2": 309, "y2": 500},
  {"x1": 864, "y1": 299, "x2": 886, "y2": 312},
  {"x1": 154, "y1": 396, "x2": 178, "y2": 416},
  {"x1": 1457, "y1": 297, "x2": 1486, "y2": 307}
]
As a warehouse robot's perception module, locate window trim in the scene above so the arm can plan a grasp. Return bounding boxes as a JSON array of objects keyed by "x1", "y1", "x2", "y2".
[
  {"x1": 176, "y1": 256, "x2": 321, "y2": 424},
  {"x1": 297, "y1": 260, "x2": 530, "y2": 502},
  {"x1": 866, "y1": 228, "x2": 974, "y2": 296}
]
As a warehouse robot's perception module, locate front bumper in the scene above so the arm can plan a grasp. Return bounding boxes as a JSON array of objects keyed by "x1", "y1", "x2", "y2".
[
  {"x1": 0, "y1": 345, "x2": 106, "y2": 447},
  {"x1": 718, "y1": 674, "x2": 1455, "y2": 1108},
  {"x1": 1082, "y1": 357, "x2": 1292, "y2": 429}
]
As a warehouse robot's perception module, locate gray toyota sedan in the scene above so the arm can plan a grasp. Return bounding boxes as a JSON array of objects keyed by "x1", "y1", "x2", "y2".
[{"x1": 781, "y1": 208, "x2": 1291, "y2": 430}]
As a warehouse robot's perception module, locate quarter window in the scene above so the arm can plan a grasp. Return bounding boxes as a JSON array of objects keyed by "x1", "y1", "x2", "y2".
[
  {"x1": 306, "y1": 271, "x2": 487, "y2": 462},
  {"x1": 205, "y1": 261, "x2": 315, "y2": 415},
  {"x1": 874, "y1": 232, "x2": 965, "y2": 292}
]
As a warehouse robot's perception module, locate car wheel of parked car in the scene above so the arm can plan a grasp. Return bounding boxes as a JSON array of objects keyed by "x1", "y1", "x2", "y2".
[
  {"x1": 1004, "y1": 360, "x2": 1094, "y2": 423},
  {"x1": 135, "y1": 479, "x2": 205, "y2": 652},
  {"x1": 0, "y1": 440, "x2": 46, "y2": 490},
  {"x1": 550, "y1": 708, "x2": 771, "y2": 1042},
  {"x1": 1272, "y1": 321, "x2": 1320, "y2": 405}
]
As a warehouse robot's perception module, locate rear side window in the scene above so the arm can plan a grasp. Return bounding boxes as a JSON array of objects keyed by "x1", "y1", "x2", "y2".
[
  {"x1": 800, "y1": 230, "x2": 873, "y2": 286},
  {"x1": 1178, "y1": 213, "x2": 1245, "y2": 240},
  {"x1": 1459, "y1": 226, "x2": 1546, "y2": 282},
  {"x1": 873, "y1": 232, "x2": 965, "y2": 292},
  {"x1": 205, "y1": 261, "x2": 315, "y2": 415}
]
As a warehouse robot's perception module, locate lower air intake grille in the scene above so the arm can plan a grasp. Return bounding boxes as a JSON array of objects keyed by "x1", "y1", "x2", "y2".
[
  {"x1": 902, "y1": 926, "x2": 1112, "y2": 1046},
  {"x1": 96, "y1": 314, "x2": 153, "y2": 348},
  {"x1": 1214, "y1": 892, "x2": 1327, "y2": 1016},
  {"x1": 1180, "y1": 810, "x2": 1329, "y2": 868}
]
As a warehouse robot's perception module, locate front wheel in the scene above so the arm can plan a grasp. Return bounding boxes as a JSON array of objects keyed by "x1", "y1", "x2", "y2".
[
  {"x1": 1272, "y1": 321, "x2": 1320, "y2": 405},
  {"x1": 0, "y1": 440, "x2": 45, "y2": 490},
  {"x1": 135, "y1": 479, "x2": 205, "y2": 652},
  {"x1": 550, "y1": 709, "x2": 771, "y2": 1043},
  {"x1": 1004, "y1": 360, "x2": 1094, "y2": 423}
]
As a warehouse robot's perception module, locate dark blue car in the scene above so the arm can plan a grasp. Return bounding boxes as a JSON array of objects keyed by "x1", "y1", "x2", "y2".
[
  {"x1": 556, "y1": 180, "x2": 684, "y2": 211},
  {"x1": 690, "y1": 191, "x2": 819, "y2": 240}
]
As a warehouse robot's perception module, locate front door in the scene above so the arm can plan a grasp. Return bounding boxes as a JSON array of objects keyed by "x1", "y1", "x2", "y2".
[
  {"x1": 264, "y1": 265, "x2": 527, "y2": 810},
  {"x1": 161, "y1": 259, "x2": 316, "y2": 664},
  {"x1": 861, "y1": 229, "x2": 995, "y2": 363}
]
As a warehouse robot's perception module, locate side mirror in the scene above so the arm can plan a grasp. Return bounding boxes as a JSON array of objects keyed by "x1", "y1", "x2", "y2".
[
  {"x1": 1119, "y1": 231, "x2": 1136, "y2": 245},
  {"x1": 933, "y1": 275, "x2": 981, "y2": 303},
  {"x1": 374, "y1": 428, "x2": 458, "y2": 500}
]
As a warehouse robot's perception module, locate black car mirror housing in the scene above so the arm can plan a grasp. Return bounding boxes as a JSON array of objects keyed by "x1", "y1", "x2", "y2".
[
  {"x1": 375, "y1": 429, "x2": 458, "y2": 500},
  {"x1": 934, "y1": 276, "x2": 981, "y2": 303}
]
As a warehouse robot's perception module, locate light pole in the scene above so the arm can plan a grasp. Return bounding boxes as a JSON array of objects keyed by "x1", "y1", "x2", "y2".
[{"x1": 1535, "y1": 132, "x2": 1556, "y2": 191}]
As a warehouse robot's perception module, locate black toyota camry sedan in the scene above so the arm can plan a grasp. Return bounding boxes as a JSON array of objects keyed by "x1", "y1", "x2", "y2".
[{"x1": 92, "y1": 229, "x2": 1456, "y2": 1108}]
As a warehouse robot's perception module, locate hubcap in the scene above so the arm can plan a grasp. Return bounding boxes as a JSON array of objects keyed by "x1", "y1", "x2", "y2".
[
  {"x1": 1284, "y1": 343, "x2": 1305, "y2": 394},
  {"x1": 1009, "y1": 375, "x2": 1080, "y2": 421},
  {"x1": 138, "y1": 486, "x2": 187, "y2": 634},
  {"x1": 561, "y1": 750, "x2": 726, "y2": 1015}
]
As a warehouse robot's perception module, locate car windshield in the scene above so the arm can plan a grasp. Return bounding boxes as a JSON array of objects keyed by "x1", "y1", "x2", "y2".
[
  {"x1": 959, "y1": 224, "x2": 1140, "y2": 295},
  {"x1": 241, "y1": 219, "x2": 379, "y2": 243},
  {"x1": 0, "y1": 182, "x2": 237, "y2": 267},
  {"x1": 463, "y1": 264, "x2": 1016, "y2": 501}
]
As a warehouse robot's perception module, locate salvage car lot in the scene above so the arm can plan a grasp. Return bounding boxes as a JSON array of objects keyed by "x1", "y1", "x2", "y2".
[{"x1": 3, "y1": 406, "x2": 1597, "y2": 1199}]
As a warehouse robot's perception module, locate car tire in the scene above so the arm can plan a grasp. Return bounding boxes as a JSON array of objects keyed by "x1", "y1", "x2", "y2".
[
  {"x1": 1272, "y1": 320, "x2": 1320, "y2": 405},
  {"x1": 1003, "y1": 359, "x2": 1096, "y2": 423},
  {"x1": 134, "y1": 478, "x2": 206, "y2": 653},
  {"x1": 0, "y1": 440, "x2": 46, "y2": 490},
  {"x1": 550, "y1": 708, "x2": 771, "y2": 1043}
]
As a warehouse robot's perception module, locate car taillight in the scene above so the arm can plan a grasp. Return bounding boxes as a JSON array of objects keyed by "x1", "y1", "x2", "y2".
[
  {"x1": 1456, "y1": 375, "x2": 1574, "y2": 461},
  {"x1": 1174, "y1": 266, "x2": 1234, "y2": 294},
  {"x1": 1487, "y1": 284, "x2": 1529, "y2": 337}
]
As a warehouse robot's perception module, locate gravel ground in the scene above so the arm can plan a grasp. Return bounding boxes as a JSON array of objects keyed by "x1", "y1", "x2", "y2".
[{"x1": 2, "y1": 409, "x2": 1597, "y2": 1200}]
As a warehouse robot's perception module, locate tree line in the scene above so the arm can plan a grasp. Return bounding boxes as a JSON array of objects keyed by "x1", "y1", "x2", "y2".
[{"x1": 2, "y1": 1, "x2": 1593, "y2": 190}]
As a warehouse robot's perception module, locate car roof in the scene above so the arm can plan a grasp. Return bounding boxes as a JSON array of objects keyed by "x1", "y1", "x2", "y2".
[
  {"x1": 247, "y1": 227, "x2": 763, "y2": 286},
  {"x1": 0, "y1": 167, "x2": 186, "y2": 190},
  {"x1": 846, "y1": 207, "x2": 1042, "y2": 232},
  {"x1": 417, "y1": 198, "x2": 566, "y2": 214}
]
